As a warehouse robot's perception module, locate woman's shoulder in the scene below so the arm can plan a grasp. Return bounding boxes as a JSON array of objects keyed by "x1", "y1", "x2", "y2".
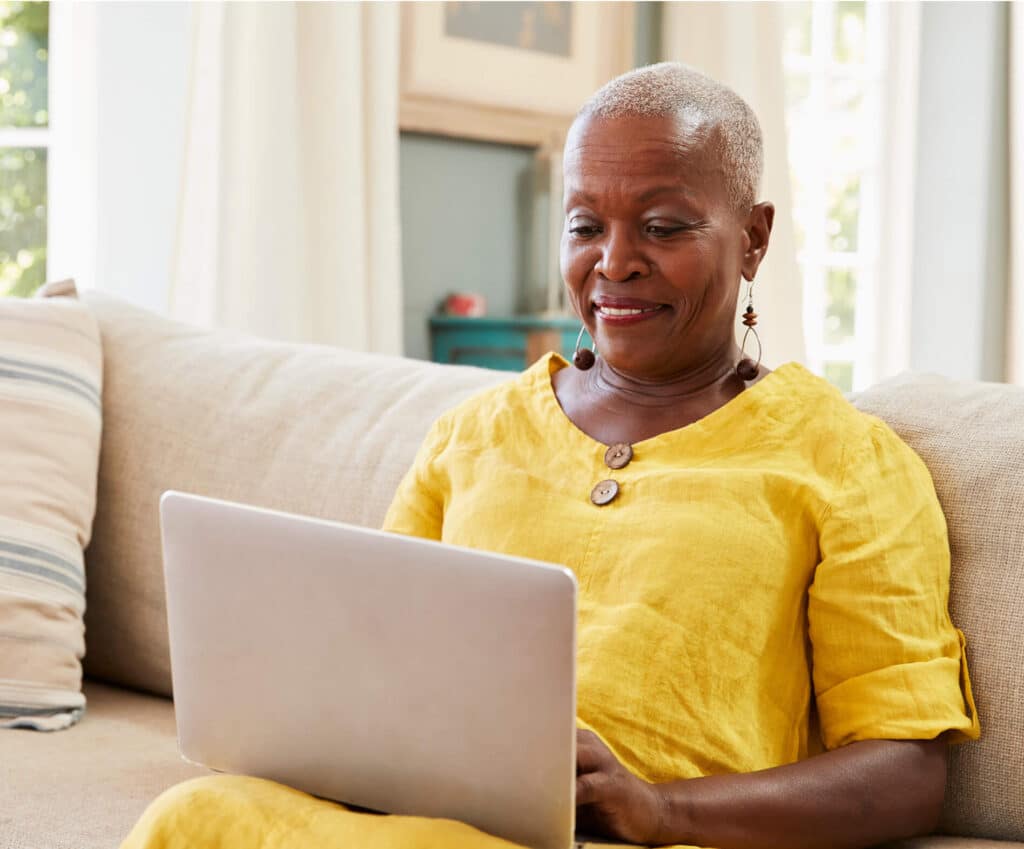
[
  {"x1": 428, "y1": 353, "x2": 558, "y2": 446},
  {"x1": 764, "y1": 363, "x2": 923, "y2": 481},
  {"x1": 768, "y1": 363, "x2": 882, "y2": 431}
]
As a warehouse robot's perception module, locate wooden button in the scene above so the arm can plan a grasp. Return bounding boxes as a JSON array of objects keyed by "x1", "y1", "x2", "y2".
[
  {"x1": 590, "y1": 479, "x2": 619, "y2": 506},
  {"x1": 604, "y1": 442, "x2": 633, "y2": 470}
]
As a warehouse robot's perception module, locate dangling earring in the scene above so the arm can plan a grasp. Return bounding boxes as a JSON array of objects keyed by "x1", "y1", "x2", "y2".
[
  {"x1": 736, "y1": 280, "x2": 761, "y2": 381},
  {"x1": 572, "y1": 325, "x2": 596, "y2": 370}
]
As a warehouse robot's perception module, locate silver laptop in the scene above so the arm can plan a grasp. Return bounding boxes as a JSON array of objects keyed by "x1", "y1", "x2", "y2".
[{"x1": 159, "y1": 491, "x2": 578, "y2": 849}]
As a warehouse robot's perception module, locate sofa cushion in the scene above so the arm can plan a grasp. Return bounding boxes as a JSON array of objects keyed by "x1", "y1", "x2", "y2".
[
  {"x1": 0, "y1": 282, "x2": 102, "y2": 730},
  {"x1": 0, "y1": 680, "x2": 206, "y2": 849},
  {"x1": 80, "y1": 292, "x2": 509, "y2": 697},
  {"x1": 853, "y1": 374, "x2": 1024, "y2": 842}
]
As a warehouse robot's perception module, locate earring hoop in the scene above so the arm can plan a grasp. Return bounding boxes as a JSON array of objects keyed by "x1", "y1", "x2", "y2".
[
  {"x1": 736, "y1": 280, "x2": 761, "y2": 381},
  {"x1": 572, "y1": 325, "x2": 596, "y2": 370}
]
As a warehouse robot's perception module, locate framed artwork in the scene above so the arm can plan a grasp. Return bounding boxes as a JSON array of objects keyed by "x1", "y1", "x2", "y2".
[{"x1": 400, "y1": 2, "x2": 635, "y2": 149}]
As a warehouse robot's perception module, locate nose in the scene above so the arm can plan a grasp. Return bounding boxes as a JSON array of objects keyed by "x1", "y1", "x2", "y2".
[{"x1": 594, "y1": 225, "x2": 648, "y2": 283}]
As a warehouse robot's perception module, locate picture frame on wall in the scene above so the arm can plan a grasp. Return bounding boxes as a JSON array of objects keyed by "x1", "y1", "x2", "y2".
[{"x1": 400, "y1": 2, "x2": 636, "y2": 149}]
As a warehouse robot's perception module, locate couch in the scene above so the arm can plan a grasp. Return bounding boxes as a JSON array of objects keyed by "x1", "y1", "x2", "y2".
[{"x1": 4, "y1": 292, "x2": 1022, "y2": 849}]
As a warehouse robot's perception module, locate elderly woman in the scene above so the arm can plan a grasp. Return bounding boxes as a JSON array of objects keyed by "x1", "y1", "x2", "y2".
[{"x1": 123, "y1": 63, "x2": 977, "y2": 849}]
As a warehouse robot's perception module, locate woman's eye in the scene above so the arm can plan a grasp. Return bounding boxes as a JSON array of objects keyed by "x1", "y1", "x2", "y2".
[
  {"x1": 646, "y1": 224, "x2": 685, "y2": 238},
  {"x1": 569, "y1": 225, "x2": 600, "y2": 238}
]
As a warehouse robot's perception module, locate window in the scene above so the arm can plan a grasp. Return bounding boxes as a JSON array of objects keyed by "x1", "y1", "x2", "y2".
[
  {"x1": 783, "y1": 1, "x2": 915, "y2": 392},
  {"x1": 783, "y1": 1, "x2": 881, "y2": 392},
  {"x1": 0, "y1": 0, "x2": 48, "y2": 297}
]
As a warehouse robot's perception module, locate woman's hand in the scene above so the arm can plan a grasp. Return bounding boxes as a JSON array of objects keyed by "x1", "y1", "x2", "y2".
[{"x1": 575, "y1": 729, "x2": 665, "y2": 845}]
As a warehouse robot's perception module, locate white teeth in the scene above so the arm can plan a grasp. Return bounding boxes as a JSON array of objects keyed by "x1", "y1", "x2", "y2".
[{"x1": 596, "y1": 306, "x2": 658, "y2": 316}]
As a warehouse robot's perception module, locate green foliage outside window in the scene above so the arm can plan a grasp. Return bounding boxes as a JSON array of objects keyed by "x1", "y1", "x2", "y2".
[
  {"x1": 0, "y1": 146, "x2": 46, "y2": 296},
  {"x1": 824, "y1": 267, "x2": 856, "y2": 345},
  {"x1": 0, "y1": 0, "x2": 48, "y2": 298}
]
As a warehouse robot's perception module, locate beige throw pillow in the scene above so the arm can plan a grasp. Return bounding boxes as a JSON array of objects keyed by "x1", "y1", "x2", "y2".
[{"x1": 0, "y1": 280, "x2": 102, "y2": 730}]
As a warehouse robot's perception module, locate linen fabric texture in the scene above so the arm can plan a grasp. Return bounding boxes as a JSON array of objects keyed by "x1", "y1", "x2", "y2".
[
  {"x1": 384, "y1": 354, "x2": 978, "y2": 783},
  {"x1": 0, "y1": 281, "x2": 102, "y2": 730},
  {"x1": 854, "y1": 374, "x2": 1024, "y2": 842}
]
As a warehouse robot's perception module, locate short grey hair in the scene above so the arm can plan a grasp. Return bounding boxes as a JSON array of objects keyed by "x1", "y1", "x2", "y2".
[{"x1": 575, "y1": 62, "x2": 763, "y2": 210}]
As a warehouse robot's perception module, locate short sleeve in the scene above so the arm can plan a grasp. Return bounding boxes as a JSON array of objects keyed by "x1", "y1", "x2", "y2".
[
  {"x1": 380, "y1": 414, "x2": 453, "y2": 540},
  {"x1": 809, "y1": 420, "x2": 980, "y2": 750}
]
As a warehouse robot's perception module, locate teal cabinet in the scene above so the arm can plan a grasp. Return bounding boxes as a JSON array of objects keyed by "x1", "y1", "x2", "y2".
[{"x1": 430, "y1": 315, "x2": 581, "y2": 372}]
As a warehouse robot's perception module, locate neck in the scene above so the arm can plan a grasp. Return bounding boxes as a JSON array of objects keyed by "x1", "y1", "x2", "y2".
[{"x1": 585, "y1": 346, "x2": 744, "y2": 409}]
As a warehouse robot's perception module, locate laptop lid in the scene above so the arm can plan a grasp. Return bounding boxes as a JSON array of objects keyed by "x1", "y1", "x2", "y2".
[{"x1": 160, "y1": 491, "x2": 578, "y2": 849}]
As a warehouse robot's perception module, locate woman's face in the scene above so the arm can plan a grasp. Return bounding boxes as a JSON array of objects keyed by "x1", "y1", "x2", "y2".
[{"x1": 560, "y1": 114, "x2": 771, "y2": 382}]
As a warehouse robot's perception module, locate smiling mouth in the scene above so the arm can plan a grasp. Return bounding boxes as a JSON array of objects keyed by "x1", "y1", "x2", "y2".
[
  {"x1": 592, "y1": 301, "x2": 667, "y2": 322},
  {"x1": 595, "y1": 305, "x2": 662, "y2": 317}
]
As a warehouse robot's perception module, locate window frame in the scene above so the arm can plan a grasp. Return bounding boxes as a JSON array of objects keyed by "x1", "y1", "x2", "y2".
[
  {"x1": 0, "y1": 2, "x2": 96, "y2": 295},
  {"x1": 45, "y1": 0, "x2": 96, "y2": 291}
]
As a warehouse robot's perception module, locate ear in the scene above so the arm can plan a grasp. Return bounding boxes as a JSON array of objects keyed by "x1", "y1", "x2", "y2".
[{"x1": 740, "y1": 202, "x2": 774, "y2": 282}]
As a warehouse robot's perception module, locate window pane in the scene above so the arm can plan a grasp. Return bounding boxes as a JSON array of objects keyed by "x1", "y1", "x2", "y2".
[
  {"x1": 0, "y1": 0, "x2": 48, "y2": 128},
  {"x1": 783, "y1": 2, "x2": 812, "y2": 57},
  {"x1": 824, "y1": 361, "x2": 854, "y2": 392},
  {"x1": 826, "y1": 173, "x2": 860, "y2": 252},
  {"x1": 824, "y1": 267, "x2": 856, "y2": 344},
  {"x1": 0, "y1": 146, "x2": 46, "y2": 297},
  {"x1": 833, "y1": 1, "x2": 866, "y2": 64}
]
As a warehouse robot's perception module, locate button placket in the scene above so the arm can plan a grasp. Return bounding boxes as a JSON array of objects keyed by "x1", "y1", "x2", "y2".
[{"x1": 589, "y1": 442, "x2": 632, "y2": 506}]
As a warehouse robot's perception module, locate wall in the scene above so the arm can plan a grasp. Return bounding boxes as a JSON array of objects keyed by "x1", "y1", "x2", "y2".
[
  {"x1": 910, "y1": 2, "x2": 1009, "y2": 381},
  {"x1": 93, "y1": 1, "x2": 191, "y2": 313},
  {"x1": 399, "y1": 135, "x2": 537, "y2": 360}
]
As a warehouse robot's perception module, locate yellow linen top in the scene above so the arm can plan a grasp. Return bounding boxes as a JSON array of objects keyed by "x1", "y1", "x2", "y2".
[{"x1": 383, "y1": 354, "x2": 979, "y2": 782}]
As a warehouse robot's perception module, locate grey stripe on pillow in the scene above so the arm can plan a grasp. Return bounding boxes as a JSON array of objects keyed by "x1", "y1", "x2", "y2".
[
  {"x1": 0, "y1": 703, "x2": 81, "y2": 717},
  {"x1": 0, "y1": 540, "x2": 84, "y2": 578},
  {"x1": 0, "y1": 367, "x2": 101, "y2": 413},
  {"x1": 0, "y1": 556, "x2": 84, "y2": 594},
  {"x1": 0, "y1": 355, "x2": 101, "y2": 405}
]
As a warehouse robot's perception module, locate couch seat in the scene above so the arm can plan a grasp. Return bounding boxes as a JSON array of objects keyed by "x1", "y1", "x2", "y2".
[
  {"x1": 6, "y1": 680, "x2": 1022, "y2": 849},
  {"x1": 3, "y1": 680, "x2": 206, "y2": 849}
]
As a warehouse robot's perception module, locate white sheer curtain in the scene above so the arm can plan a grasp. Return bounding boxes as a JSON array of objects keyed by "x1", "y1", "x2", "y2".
[
  {"x1": 170, "y1": 1, "x2": 403, "y2": 354},
  {"x1": 660, "y1": 2, "x2": 806, "y2": 368},
  {"x1": 1009, "y1": 3, "x2": 1024, "y2": 385}
]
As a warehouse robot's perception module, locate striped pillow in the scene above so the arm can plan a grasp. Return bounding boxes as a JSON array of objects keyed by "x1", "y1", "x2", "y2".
[{"x1": 0, "y1": 280, "x2": 102, "y2": 730}]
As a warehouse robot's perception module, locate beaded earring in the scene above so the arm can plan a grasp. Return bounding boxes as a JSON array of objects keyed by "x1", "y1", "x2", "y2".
[
  {"x1": 572, "y1": 325, "x2": 596, "y2": 370},
  {"x1": 736, "y1": 280, "x2": 762, "y2": 381}
]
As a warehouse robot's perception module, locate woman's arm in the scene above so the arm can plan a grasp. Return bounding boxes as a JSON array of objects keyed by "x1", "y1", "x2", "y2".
[{"x1": 575, "y1": 730, "x2": 947, "y2": 849}]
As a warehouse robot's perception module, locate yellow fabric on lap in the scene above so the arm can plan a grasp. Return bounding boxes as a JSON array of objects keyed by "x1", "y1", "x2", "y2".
[
  {"x1": 121, "y1": 775, "x2": 526, "y2": 849},
  {"x1": 121, "y1": 775, "x2": 679, "y2": 849}
]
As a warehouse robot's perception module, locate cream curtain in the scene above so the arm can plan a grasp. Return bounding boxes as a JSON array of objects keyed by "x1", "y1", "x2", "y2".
[
  {"x1": 170, "y1": 2, "x2": 403, "y2": 353},
  {"x1": 1009, "y1": 3, "x2": 1024, "y2": 385},
  {"x1": 660, "y1": 2, "x2": 806, "y2": 368}
]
